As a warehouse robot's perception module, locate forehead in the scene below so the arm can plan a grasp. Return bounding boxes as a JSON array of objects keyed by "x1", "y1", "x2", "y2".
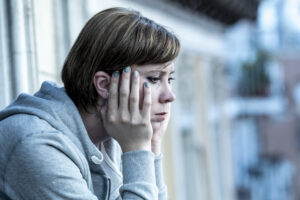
[{"x1": 132, "y1": 62, "x2": 175, "y2": 73}]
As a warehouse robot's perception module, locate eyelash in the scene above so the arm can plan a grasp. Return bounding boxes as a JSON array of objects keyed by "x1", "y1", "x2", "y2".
[{"x1": 146, "y1": 77, "x2": 175, "y2": 84}]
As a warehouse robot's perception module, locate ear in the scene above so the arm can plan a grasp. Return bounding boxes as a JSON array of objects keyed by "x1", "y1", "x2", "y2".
[{"x1": 93, "y1": 71, "x2": 111, "y2": 99}]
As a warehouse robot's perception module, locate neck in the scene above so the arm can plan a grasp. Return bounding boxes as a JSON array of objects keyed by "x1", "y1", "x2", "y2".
[{"x1": 78, "y1": 105, "x2": 109, "y2": 144}]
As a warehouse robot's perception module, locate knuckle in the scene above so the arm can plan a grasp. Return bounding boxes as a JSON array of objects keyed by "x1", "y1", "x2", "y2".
[
  {"x1": 130, "y1": 118, "x2": 138, "y2": 125},
  {"x1": 130, "y1": 96, "x2": 138, "y2": 103},
  {"x1": 140, "y1": 121, "x2": 148, "y2": 127},
  {"x1": 107, "y1": 115, "x2": 115, "y2": 122},
  {"x1": 120, "y1": 114, "x2": 129, "y2": 123},
  {"x1": 110, "y1": 91, "x2": 117, "y2": 98},
  {"x1": 120, "y1": 91, "x2": 128, "y2": 98},
  {"x1": 130, "y1": 115, "x2": 140, "y2": 123},
  {"x1": 143, "y1": 101, "x2": 151, "y2": 107}
]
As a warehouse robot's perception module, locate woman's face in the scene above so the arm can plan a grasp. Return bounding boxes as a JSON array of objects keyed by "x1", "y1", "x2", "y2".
[{"x1": 131, "y1": 62, "x2": 176, "y2": 133}]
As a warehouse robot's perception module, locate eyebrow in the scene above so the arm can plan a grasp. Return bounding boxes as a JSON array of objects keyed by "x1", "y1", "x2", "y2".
[
  {"x1": 146, "y1": 70, "x2": 175, "y2": 74},
  {"x1": 163, "y1": 61, "x2": 173, "y2": 68}
]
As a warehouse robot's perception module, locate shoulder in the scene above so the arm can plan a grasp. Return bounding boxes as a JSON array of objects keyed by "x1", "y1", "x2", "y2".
[
  {"x1": 0, "y1": 114, "x2": 89, "y2": 182},
  {"x1": 0, "y1": 113, "x2": 55, "y2": 137},
  {"x1": 0, "y1": 114, "x2": 62, "y2": 165},
  {"x1": 2, "y1": 132, "x2": 97, "y2": 199},
  {"x1": 2, "y1": 118, "x2": 88, "y2": 171}
]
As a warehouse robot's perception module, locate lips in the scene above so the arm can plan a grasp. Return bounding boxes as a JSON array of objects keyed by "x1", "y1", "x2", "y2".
[
  {"x1": 153, "y1": 112, "x2": 167, "y2": 121},
  {"x1": 155, "y1": 112, "x2": 167, "y2": 116}
]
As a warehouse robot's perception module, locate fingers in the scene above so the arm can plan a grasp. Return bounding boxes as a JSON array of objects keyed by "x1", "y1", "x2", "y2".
[
  {"x1": 119, "y1": 66, "x2": 131, "y2": 112},
  {"x1": 107, "y1": 67, "x2": 151, "y2": 124},
  {"x1": 141, "y1": 82, "x2": 151, "y2": 121},
  {"x1": 108, "y1": 71, "x2": 120, "y2": 115},
  {"x1": 129, "y1": 70, "x2": 140, "y2": 115}
]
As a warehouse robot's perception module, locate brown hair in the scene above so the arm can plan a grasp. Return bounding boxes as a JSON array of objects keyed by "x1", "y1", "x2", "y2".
[{"x1": 61, "y1": 7, "x2": 180, "y2": 109}]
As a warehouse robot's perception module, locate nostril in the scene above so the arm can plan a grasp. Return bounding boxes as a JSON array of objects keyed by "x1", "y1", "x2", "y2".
[{"x1": 164, "y1": 93, "x2": 175, "y2": 103}]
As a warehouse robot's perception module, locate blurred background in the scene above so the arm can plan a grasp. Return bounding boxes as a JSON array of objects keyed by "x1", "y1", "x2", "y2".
[{"x1": 1, "y1": 0, "x2": 300, "y2": 199}]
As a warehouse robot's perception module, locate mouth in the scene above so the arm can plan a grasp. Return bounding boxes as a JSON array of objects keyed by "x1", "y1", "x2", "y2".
[
  {"x1": 155, "y1": 112, "x2": 167, "y2": 115},
  {"x1": 153, "y1": 112, "x2": 167, "y2": 121}
]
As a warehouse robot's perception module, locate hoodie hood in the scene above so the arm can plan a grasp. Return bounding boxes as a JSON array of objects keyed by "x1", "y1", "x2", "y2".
[{"x1": 0, "y1": 81, "x2": 102, "y2": 162}]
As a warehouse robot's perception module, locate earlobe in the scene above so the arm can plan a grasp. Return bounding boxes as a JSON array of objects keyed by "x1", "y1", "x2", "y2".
[{"x1": 93, "y1": 71, "x2": 111, "y2": 99}]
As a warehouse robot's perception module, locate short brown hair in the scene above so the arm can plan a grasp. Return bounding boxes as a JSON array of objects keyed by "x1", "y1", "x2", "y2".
[{"x1": 61, "y1": 7, "x2": 180, "y2": 109}]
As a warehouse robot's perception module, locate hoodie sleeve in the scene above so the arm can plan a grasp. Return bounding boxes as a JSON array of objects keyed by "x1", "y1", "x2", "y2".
[
  {"x1": 120, "y1": 150, "x2": 159, "y2": 199},
  {"x1": 155, "y1": 154, "x2": 168, "y2": 200},
  {"x1": 3, "y1": 134, "x2": 99, "y2": 200},
  {"x1": 4, "y1": 133, "x2": 161, "y2": 200}
]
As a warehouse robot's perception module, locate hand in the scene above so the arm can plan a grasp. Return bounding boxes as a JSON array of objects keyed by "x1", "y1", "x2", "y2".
[
  {"x1": 100, "y1": 67, "x2": 153, "y2": 153},
  {"x1": 151, "y1": 117, "x2": 169, "y2": 156}
]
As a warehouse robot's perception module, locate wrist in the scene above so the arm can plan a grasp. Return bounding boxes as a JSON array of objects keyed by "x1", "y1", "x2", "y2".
[
  {"x1": 151, "y1": 140, "x2": 162, "y2": 156},
  {"x1": 121, "y1": 142, "x2": 151, "y2": 153}
]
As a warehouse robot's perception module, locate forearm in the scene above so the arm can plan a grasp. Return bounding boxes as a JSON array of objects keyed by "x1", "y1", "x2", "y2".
[
  {"x1": 120, "y1": 150, "x2": 158, "y2": 199},
  {"x1": 151, "y1": 138, "x2": 168, "y2": 199},
  {"x1": 155, "y1": 154, "x2": 168, "y2": 200}
]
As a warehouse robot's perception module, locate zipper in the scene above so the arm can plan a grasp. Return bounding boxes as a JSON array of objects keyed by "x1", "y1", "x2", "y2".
[{"x1": 105, "y1": 177, "x2": 111, "y2": 200}]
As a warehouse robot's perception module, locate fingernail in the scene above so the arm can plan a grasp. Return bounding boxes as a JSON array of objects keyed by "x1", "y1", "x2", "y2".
[
  {"x1": 124, "y1": 66, "x2": 130, "y2": 73},
  {"x1": 113, "y1": 71, "x2": 119, "y2": 77},
  {"x1": 145, "y1": 82, "x2": 149, "y2": 88},
  {"x1": 133, "y1": 70, "x2": 138, "y2": 78}
]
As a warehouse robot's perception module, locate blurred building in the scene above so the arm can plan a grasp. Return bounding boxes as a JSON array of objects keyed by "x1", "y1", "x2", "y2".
[
  {"x1": 226, "y1": 0, "x2": 300, "y2": 199},
  {"x1": 0, "y1": 0, "x2": 260, "y2": 200}
]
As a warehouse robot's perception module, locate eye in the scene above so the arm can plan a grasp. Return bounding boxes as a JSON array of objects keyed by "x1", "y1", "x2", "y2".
[
  {"x1": 168, "y1": 77, "x2": 175, "y2": 84},
  {"x1": 147, "y1": 76, "x2": 160, "y2": 84}
]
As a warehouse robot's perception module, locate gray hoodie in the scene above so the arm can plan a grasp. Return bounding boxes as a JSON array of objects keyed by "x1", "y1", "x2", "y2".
[{"x1": 0, "y1": 81, "x2": 167, "y2": 200}]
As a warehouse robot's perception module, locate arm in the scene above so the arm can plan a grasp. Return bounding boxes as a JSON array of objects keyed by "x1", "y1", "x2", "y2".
[
  {"x1": 151, "y1": 113, "x2": 169, "y2": 199},
  {"x1": 155, "y1": 154, "x2": 168, "y2": 200},
  {"x1": 99, "y1": 67, "x2": 158, "y2": 199},
  {"x1": 4, "y1": 133, "x2": 159, "y2": 200},
  {"x1": 152, "y1": 140, "x2": 168, "y2": 200},
  {"x1": 120, "y1": 151, "x2": 158, "y2": 199},
  {"x1": 4, "y1": 135, "x2": 98, "y2": 200}
]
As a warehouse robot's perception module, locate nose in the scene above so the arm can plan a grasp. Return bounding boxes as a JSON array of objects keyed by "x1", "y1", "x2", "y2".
[{"x1": 159, "y1": 84, "x2": 176, "y2": 103}]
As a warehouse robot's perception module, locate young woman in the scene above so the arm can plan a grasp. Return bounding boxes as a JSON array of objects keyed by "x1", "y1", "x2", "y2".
[{"x1": 0, "y1": 7, "x2": 180, "y2": 200}]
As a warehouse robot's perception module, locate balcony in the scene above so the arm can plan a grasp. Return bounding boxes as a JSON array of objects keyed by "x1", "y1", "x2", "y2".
[
  {"x1": 226, "y1": 51, "x2": 286, "y2": 117},
  {"x1": 166, "y1": 0, "x2": 259, "y2": 25}
]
